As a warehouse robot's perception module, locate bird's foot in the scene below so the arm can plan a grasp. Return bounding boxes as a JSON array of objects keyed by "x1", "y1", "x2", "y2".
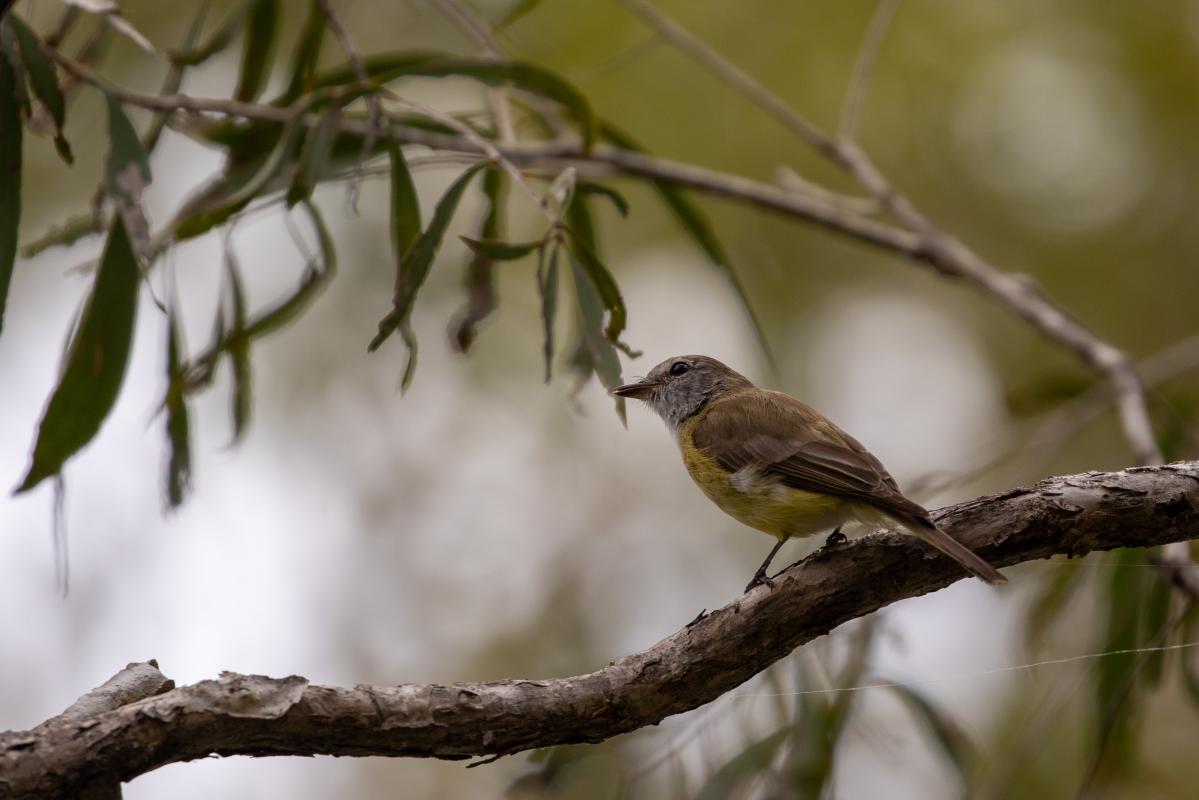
[
  {"x1": 824, "y1": 528, "x2": 847, "y2": 548},
  {"x1": 744, "y1": 572, "x2": 776, "y2": 594}
]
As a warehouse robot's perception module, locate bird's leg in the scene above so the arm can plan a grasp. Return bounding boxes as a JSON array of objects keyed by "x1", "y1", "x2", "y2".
[
  {"x1": 824, "y1": 526, "x2": 846, "y2": 547},
  {"x1": 745, "y1": 538, "x2": 787, "y2": 593}
]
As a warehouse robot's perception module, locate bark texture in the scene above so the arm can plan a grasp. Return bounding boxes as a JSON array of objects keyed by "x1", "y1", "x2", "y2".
[{"x1": 3, "y1": 463, "x2": 1198, "y2": 798}]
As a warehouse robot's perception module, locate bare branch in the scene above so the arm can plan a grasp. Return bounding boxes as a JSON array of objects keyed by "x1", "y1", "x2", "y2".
[
  {"x1": 4, "y1": 464, "x2": 1199, "y2": 798},
  {"x1": 838, "y1": 0, "x2": 901, "y2": 141}
]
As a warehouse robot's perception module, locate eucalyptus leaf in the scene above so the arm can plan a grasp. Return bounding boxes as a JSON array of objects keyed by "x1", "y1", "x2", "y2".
[
  {"x1": 0, "y1": 30, "x2": 21, "y2": 338},
  {"x1": 6, "y1": 13, "x2": 72, "y2": 164},
  {"x1": 536, "y1": 242, "x2": 559, "y2": 382},
  {"x1": 459, "y1": 236, "x2": 541, "y2": 261},
  {"x1": 369, "y1": 162, "x2": 487, "y2": 364},
  {"x1": 15, "y1": 217, "x2": 140, "y2": 493},
  {"x1": 451, "y1": 169, "x2": 504, "y2": 352},
  {"x1": 164, "y1": 306, "x2": 192, "y2": 509},
  {"x1": 234, "y1": 0, "x2": 279, "y2": 102}
]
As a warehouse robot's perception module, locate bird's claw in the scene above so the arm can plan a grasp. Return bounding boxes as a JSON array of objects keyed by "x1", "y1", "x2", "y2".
[
  {"x1": 824, "y1": 529, "x2": 847, "y2": 548},
  {"x1": 744, "y1": 573, "x2": 776, "y2": 594}
]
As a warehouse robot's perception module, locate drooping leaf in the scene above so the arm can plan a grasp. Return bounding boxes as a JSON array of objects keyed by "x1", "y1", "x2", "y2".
[
  {"x1": 174, "y1": 200, "x2": 336, "y2": 405},
  {"x1": 0, "y1": 27, "x2": 21, "y2": 338},
  {"x1": 169, "y1": 0, "x2": 254, "y2": 66},
  {"x1": 6, "y1": 13, "x2": 72, "y2": 164},
  {"x1": 536, "y1": 241, "x2": 559, "y2": 383},
  {"x1": 694, "y1": 728, "x2": 788, "y2": 800},
  {"x1": 14, "y1": 217, "x2": 140, "y2": 494},
  {"x1": 164, "y1": 305, "x2": 192, "y2": 509},
  {"x1": 369, "y1": 162, "x2": 487, "y2": 363},
  {"x1": 885, "y1": 682, "x2": 975, "y2": 786},
  {"x1": 1139, "y1": 570, "x2": 1172, "y2": 688},
  {"x1": 459, "y1": 236, "x2": 541, "y2": 261},
  {"x1": 281, "y1": 0, "x2": 326, "y2": 103},
  {"x1": 224, "y1": 248, "x2": 252, "y2": 441},
  {"x1": 308, "y1": 53, "x2": 595, "y2": 149},
  {"x1": 451, "y1": 169, "x2": 504, "y2": 352},
  {"x1": 577, "y1": 181, "x2": 629, "y2": 217},
  {"x1": 568, "y1": 251, "x2": 625, "y2": 424},
  {"x1": 104, "y1": 92, "x2": 152, "y2": 252},
  {"x1": 286, "y1": 107, "x2": 339, "y2": 207},
  {"x1": 600, "y1": 122, "x2": 774, "y2": 367},
  {"x1": 104, "y1": 92, "x2": 152, "y2": 199},
  {"x1": 234, "y1": 0, "x2": 279, "y2": 102},
  {"x1": 387, "y1": 138, "x2": 421, "y2": 259},
  {"x1": 173, "y1": 92, "x2": 329, "y2": 239},
  {"x1": 1, "y1": 24, "x2": 31, "y2": 120},
  {"x1": 1094, "y1": 550, "x2": 1151, "y2": 774},
  {"x1": 1024, "y1": 557, "x2": 1085, "y2": 650},
  {"x1": 565, "y1": 197, "x2": 633, "y2": 354}
]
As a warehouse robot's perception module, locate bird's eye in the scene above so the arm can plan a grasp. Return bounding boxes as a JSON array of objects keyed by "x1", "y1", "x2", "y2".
[{"x1": 669, "y1": 361, "x2": 690, "y2": 377}]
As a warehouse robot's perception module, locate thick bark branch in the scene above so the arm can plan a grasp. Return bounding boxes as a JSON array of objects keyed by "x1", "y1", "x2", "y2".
[{"x1": 3, "y1": 464, "x2": 1199, "y2": 798}]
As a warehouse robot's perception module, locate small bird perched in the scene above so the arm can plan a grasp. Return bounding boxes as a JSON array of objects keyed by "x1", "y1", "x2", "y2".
[{"x1": 611, "y1": 355, "x2": 1006, "y2": 592}]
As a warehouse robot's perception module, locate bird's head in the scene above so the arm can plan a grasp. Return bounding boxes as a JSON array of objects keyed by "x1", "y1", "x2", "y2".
[{"x1": 611, "y1": 355, "x2": 754, "y2": 430}]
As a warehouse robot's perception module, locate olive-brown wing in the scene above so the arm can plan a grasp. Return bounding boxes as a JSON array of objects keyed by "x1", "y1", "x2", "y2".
[{"x1": 691, "y1": 391, "x2": 927, "y2": 521}]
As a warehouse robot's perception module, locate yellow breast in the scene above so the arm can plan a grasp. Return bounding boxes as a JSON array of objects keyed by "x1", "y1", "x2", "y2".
[{"x1": 678, "y1": 415, "x2": 850, "y2": 540}]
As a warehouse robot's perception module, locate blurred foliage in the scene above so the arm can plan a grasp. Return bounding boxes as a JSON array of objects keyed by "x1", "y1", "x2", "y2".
[{"x1": 4, "y1": 0, "x2": 1199, "y2": 798}]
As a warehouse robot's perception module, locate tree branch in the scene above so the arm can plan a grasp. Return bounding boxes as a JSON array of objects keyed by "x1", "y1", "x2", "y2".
[{"x1": 4, "y1": 463, "x2": 1199, "y2": 798}]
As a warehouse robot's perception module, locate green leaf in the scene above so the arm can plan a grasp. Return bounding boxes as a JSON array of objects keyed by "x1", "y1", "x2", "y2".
[
  {"x1": 387, "y1": 139, "x2": 421, "y2": 259},
  {"x1": 599, "y1": 122, "x2": 773, "y2": 367},
  {"x1": 577, "y1": 181, "x2": 629, "y2": 217},
  {"x1": 175, "y1": 200, "x2": 336, "y2": 407},
  {"x1": 451, "y1": 169, "x2": 504, "y2": 353},
  {"x1": 1139, "y1": 570, "x2": 1172, "y2": 688},
  {"x1": 459, "y1": 236, "x2": 541, "y2": 261},
  {"x1": 14, "y1": 217, "x2": 140, "y2": 494},
  {"x1": 1094, "y1": 550, "x2": 1151, "y2": 773},
  {"x1": 104, "y1": 92, "x2": 152, "y2": 207},
  {"x1": 234, "y1": 0, "x2": 280, "y2": 102},
  {"x1": 0, "y1": 28, "x2": 21, "y2": 338},
  {"x1": 536, "y1": 241, "x2": 559, "y2": 382},
  {"x1": 309, "y1": 53, "x2": 595, "y2": 149},
  {"x1": 1, "y1": 24, "x2": 32, "y2": 120},
  {"x1": 369, "y1": 162, "x2": 487, "y2": 363},
  {"x1": 286, "y1": 107, "x2": 339, "y2": 207},
  {"x1": 281, "y1": 0, "x2": 327, "y2": 103},
  {"x1": 565, "y1": 197, "x2": 633, "y2": 354},
  {"x1": 170, "y1": 0, "x2": 253, "y2": 66},
  {"x1": 224, "y1": 249, "x2": 252, "y2": 441},
  {"x1": 568, "y1": 250, "x2": 625, "y2": 424},
  {"x1": 173, "y1": 95, "x2": 314, "y2": 239},
  {"x1": 6, "y1": 13, "x2": 72, "y2": 164},
  {"x1": 695, "y1": 728, "x2": 788, "y2": 800},
  {"x1": 885, "y1": 683, "x2": 975, "y2": 786},
  {"x1": 164, "y1": 306, "x2": 192, "y2": 509}
]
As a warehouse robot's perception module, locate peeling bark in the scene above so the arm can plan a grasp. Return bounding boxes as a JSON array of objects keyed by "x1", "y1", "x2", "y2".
[{"x1": 3, "y1": 463, "x2": 1198, "y2": 798}]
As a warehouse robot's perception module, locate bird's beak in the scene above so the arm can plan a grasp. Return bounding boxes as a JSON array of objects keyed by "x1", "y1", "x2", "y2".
[{"x1": 610, "y1": 379, "x2": 658, "y2": 400}]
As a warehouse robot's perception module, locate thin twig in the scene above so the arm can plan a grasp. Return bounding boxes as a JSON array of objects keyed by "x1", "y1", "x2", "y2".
[
  {"x1": 838, "y1": 0, "x2": 901, "y2": 141},
  {"x1": 318, "y1": 0, "x2": 382, "y2": 213},
  {"x1": 430, "y1": 0, "x2": 517, "y2": 142}
]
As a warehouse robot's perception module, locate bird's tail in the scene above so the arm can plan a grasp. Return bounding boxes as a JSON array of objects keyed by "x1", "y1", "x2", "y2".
[{"x1": 901, "y1": 515, "x2": 1007, "y2": 586}]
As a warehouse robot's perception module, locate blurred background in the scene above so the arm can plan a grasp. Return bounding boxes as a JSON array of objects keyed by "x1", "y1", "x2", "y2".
[{"x1": 3, "y1": 0, "x2": 1199, "y2": 797}]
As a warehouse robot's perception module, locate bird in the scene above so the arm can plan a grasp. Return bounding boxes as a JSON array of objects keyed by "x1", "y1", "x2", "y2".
[{"x1": 610, "y1": 355, "x2": 1006, "y2": 593}]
